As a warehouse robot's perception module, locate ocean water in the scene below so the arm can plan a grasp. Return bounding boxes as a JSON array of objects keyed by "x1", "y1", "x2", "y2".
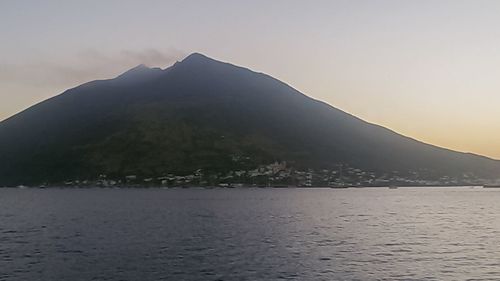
[{"x1": 1, "y1": 187, "x2": 499, "y2": 281}]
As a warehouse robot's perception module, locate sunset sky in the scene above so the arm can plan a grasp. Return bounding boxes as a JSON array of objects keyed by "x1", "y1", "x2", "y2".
[{"x1": 1, "y1": 0, "x2": 500, "y2": 159}]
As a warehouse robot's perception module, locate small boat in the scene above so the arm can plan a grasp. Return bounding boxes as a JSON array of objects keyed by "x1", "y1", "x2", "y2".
[{"x1": 483, "y1": 185, "x2": 500, "y2": 188}]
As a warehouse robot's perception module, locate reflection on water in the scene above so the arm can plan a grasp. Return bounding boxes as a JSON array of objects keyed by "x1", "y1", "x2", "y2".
[{"x1": 1, "y1": 187, "x2": 500, "y2": 280}]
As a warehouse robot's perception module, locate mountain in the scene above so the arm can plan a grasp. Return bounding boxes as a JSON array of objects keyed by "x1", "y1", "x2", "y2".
[{"x1": 1, "y1": 53, "x2": 499, "y2": 186}]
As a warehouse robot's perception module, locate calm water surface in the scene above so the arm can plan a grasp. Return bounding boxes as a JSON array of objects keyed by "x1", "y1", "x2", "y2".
[{"x1": 1, "y1": 187, "x2": 500, "y2": 280}]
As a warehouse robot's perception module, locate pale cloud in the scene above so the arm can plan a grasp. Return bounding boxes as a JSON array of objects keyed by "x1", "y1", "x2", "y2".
[{"x1": 0, "y1": 48, "x2": 186, "y2": 87}]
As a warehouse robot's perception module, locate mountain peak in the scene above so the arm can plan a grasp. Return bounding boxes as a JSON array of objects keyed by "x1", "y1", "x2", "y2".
[
  {"x1": 121, "y1": 64, "x2": 150, "y2": 74},
  {"x1": 180, "y1": 52, "x2": 218, "y2": 65},
  {"x1": 116, "y1": 64, "x2": 162, "y2": 81}
]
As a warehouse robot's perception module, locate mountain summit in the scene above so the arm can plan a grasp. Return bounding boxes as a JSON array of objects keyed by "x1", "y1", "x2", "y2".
[{"x1": 1, "y1": 53, "x2": 499, "y2": 186}]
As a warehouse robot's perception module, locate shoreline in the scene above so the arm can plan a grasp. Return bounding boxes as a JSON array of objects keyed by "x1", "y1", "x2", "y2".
[{"x1": 2, "y1": 185, "x2": 487, "y2": 189}]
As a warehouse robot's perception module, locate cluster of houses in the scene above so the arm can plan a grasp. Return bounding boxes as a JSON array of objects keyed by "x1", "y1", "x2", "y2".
[{"x1": 55, "y1": 161, "x2": 496, "y2": 188}]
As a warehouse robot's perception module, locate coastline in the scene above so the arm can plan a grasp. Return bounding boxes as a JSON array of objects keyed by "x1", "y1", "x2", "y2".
[{"x1": 3, "y1": 184, "x2": 487, "y2": 189}]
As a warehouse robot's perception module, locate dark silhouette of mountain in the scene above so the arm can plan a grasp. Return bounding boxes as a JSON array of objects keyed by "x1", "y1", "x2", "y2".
[{"x1": 1, "y1": 53, "x2": 499, "y2": 186}]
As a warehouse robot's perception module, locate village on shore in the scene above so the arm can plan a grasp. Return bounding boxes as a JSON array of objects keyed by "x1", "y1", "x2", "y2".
[{"x1": 22, "y1": 161, "x2": 499, "y2": 188}]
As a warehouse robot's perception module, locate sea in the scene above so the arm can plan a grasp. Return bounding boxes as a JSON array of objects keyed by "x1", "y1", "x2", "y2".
[{"x1": 1, "y1": 186, "x2": 499, "y2": 281}]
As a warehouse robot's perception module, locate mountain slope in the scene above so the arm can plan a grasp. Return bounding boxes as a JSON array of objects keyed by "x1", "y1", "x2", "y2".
[{"x1": 1, "y1": 53, "x2": 499, "y2": 186}]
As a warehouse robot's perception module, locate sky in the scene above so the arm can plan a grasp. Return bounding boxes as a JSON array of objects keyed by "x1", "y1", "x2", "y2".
[{"x1": 1, "y1": 0, "x2": 500, "y2": 159}]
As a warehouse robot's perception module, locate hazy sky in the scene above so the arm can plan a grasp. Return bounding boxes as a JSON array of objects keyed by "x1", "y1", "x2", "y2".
[{"x1": 2, "y1": 0, "x2": 500, "y2": 159}]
